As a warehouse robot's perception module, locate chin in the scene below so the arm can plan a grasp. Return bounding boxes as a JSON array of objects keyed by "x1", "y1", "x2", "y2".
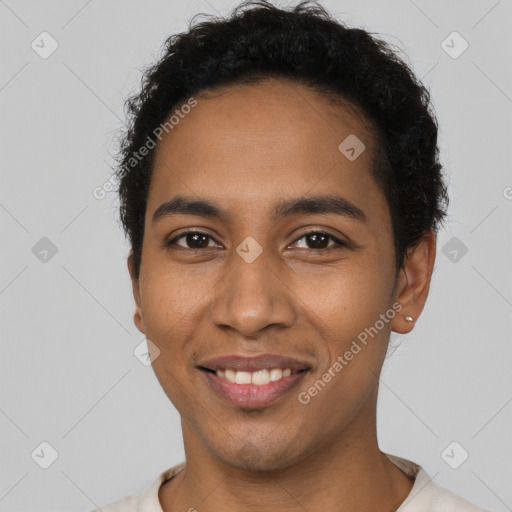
[{"x1": 208, "y1": 434, "x2": 306, "y2": 473}]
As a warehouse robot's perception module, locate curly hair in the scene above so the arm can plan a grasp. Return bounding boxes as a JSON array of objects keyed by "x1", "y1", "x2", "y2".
[{"x1": 116, "y1": 0, "x2": 449, "y2": 279}]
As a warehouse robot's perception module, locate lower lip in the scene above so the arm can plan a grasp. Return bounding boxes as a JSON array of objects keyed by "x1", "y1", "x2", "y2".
[{"x1": 200, "y1": 370, "x2": 308, "y2": 408}]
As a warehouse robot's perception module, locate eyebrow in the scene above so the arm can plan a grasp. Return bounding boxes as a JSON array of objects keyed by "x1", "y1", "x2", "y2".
[{"x1": 152, "y1": 194, "x2": 366, "y2": 224}]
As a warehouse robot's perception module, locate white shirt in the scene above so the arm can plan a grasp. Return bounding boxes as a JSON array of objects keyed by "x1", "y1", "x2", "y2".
[{"x1": 92, "y1": 453, "x2": 489, "y2": 511}]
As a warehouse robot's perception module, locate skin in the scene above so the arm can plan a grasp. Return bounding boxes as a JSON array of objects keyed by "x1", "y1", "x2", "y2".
[{"x1": 127, "y1": 77, "x2": 437, "y2": 511}]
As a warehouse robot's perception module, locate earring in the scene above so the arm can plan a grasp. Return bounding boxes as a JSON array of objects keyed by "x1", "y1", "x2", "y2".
[{"x1": 405, "y1": 316, "x2": 414, "y2": 322}]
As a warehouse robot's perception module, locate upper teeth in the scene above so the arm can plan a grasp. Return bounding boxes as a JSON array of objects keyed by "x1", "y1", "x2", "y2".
[{"x1": 216, "y1": 368, "x2": 292, "y2": 385}]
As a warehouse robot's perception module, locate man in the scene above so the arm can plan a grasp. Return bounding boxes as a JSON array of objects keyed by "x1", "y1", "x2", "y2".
[{"x1": 94, "y1": 1, "x2": 487, "y2": 510}]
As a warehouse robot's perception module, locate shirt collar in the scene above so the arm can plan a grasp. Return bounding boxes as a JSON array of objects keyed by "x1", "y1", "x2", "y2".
[{"x1": 138, "y1": 461, "x2": 186, "y2": 512}]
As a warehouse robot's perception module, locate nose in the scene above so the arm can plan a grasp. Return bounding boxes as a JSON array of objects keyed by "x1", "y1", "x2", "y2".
[{"x1": 210, "y1": 246, "x2": 297, "y2": 337}]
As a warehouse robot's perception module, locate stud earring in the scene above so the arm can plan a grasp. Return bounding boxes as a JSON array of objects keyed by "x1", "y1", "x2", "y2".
[{"x1": 405, "y1": 316, "x2": 414, "y2": 322}]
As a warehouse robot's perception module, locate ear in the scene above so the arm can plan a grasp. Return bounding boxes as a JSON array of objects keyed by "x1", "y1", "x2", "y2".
[
  {"x1": 391, "y1": 229, "x2": 436, "y2": 334},
  {"x1": 127, "y1": 252, "x2": 146, "y2": 334}
]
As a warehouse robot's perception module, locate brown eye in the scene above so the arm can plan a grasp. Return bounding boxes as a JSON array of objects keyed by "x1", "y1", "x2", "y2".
[
  {"x1": 168, "y1": 232, "x2": 215, "y2": 249},
  {"x1": 292, "y1": 232, "x2": 345, "y2": 250},
  {"x1": 305, "y1": 233, "x2": 329, "y2": 249}
]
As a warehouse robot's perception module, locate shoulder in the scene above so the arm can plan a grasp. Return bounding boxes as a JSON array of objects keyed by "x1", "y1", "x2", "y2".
[
  {"x1": 400, "y1": 471, "x2": 490, "y2": 511},
  {"x1": 89, "y1": 462, "x2": 186, "y2": 512},
  {"x1": 384, "y1": 453, "x2": 489, "y2": 512},
  {"x1": 426, "y1": 484, "x2": 490, "y2": 512}
]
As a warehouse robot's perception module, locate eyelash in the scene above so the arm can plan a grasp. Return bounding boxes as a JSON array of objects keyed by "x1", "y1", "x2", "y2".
[{"x1": 166, "y1": 230, "x2": 347, "y2": 251}]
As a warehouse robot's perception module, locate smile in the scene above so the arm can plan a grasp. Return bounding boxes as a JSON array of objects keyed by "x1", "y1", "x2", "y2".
[
  {"x1": 196, "y1": 353, "x2": 312, "y2": 408},
  {"x1": 215, "y1": 368, "x2": 293, "y2": 385}
]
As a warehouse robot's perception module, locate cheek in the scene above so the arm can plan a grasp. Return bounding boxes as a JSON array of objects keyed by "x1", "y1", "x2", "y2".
[
  {"x1": 294, "y1": 256, "x2": 392, "y2": 334},
  {"x1": 293, "y1": 266, "x2": 393, "y2": 428},
  {"x1": 291, "y1": 257, "x2": 395, "y2": 396},
  {"x1": 140, "y1": 269, "x2": 198, "y2": 405},
  {"x1": 139, "y1": 258, "x2": 201, "y2": 329}
]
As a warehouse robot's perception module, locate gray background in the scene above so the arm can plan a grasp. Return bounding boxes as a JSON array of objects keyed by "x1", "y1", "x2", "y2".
[{"x1": 0, "y1": 0, "x2": 511, "y2": 511}]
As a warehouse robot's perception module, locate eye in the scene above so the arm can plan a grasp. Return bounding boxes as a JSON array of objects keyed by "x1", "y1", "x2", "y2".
[
  {"x1": 291, "y1": 231, "x2": 346, "y2": 250},
  {"x1": 167, "y1": 231, "x2": 220, "y2": 250},
  {"x1": 166, "y1": 230, "x2": 346, "y2": 251}
]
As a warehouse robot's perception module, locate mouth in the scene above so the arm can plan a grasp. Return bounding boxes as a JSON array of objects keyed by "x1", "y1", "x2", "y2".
[{"x1": 197, "y1": 354, "x2": 311, "y2": 409}]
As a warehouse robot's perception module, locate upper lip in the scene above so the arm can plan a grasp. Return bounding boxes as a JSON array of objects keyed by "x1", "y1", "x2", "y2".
[{"x1": 197, "y1": 353, "x2": 312, "y2": 373}]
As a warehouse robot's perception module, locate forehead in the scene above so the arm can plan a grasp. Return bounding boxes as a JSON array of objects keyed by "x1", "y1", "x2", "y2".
[{"x1": 148, "y1": 78, "x2": 385, "y2": 219}]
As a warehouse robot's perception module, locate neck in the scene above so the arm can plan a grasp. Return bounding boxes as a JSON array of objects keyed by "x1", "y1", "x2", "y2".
[{"x1": 159, "y1": 405, "x2": 414, "y2": 512}]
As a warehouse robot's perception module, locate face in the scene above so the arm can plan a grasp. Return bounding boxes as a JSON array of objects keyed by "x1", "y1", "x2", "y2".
[{"x1": 129, "y1": 78, "x2": 430, "y2": 471}]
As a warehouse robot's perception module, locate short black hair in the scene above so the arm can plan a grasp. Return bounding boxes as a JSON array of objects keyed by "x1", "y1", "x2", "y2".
[{"x1": 116, "y1": 0, "x2": 448, "y2": 279}]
